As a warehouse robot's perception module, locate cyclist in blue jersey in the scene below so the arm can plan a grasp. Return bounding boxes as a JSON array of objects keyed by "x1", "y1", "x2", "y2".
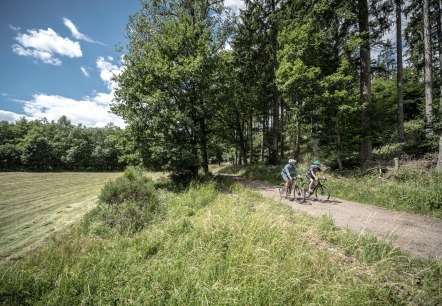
[
  {"x1": 306, "y1": 161, "x2": 321, "y2": 194},
  {"x1": 281, "y1": 159, "x2": 301, "y2": 192}
]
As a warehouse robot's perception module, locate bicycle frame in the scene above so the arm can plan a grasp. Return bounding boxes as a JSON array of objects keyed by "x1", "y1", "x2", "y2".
[
  {"x1": 303, "y1": 177, "x2": 330, "y2": 202},
  {"x1": 279, "y1": 177, "x2": 305, "y2": 203}
]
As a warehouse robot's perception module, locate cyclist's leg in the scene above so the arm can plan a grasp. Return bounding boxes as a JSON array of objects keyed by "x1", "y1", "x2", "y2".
[
  {"x1": 288, "y1": 178, "x2": 294, "y2": 189},
  {"x1": 282, "y1": 173, "x2": 290, "y2": 190},
  {"x1": 307, "y1": 176, "x2": 314, "y2": 193}
]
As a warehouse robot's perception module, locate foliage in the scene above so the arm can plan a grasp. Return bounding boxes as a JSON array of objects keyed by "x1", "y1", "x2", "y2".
[
  {"x1": 0, "y1": 144, "x2": 21, "y2": 169},
  {"x1": 112, "y1": 0, "x2": 235, "y2": 178},
  {"x1": 86, "y1": 167, "x2": 163, "y2": 236},
  {"x1": 0, "y1": 117, "x2": 130, "y2": 171},
  {"x1": 98, "y1": 167, "x2": 158, "y2": 206}
]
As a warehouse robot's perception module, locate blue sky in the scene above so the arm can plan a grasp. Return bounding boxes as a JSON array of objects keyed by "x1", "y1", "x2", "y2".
[{"x1": 0, "y1": 0, "x2": 245, "y2": 128}]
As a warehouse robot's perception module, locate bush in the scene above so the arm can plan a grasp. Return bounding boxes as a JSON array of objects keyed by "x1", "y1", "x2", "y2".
[
  {"x1": 84, "y1": 167, "x2": 163, "y2": 236},
  {"x1": 83, "y1": 200, "x2": 163, "y2": 236},
  {"x1": 99, "y1": 167, "x2": 157, "y2": 205}
]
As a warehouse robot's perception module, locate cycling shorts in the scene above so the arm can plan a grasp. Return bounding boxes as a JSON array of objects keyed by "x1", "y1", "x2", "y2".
[{"x1": 281, "y1": 173, "x2": 291, "y2": 182}]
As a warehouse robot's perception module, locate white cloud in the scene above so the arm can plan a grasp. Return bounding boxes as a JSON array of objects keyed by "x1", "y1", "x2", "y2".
[
  {"x1": 12, "y1": 28, "x2": 82, "y2": 65},
  {"x1": 63, "y1": 18, "x2": 106, "y2": 45},
  {"x1": 80, "y1": 66, "x2": 91, "y2": 77},
  {"x1": 225, "y1": 0, "x2": 245, "y2": 14},
  {"x1": 1, "y1": 56, "x2": 125, "y2": 128},
  {"x1": 21, "y1": 93, "x2": 125, "y2": 128},
  {"x1": 96, "y1": 56, "x2": 123, "y2": 91},
  {"x1": 12, "y1": 44, "x2": 62, "y2": 65},
  {"x1": 0, "y1": 110, "x2": 34, "y2": 122}
]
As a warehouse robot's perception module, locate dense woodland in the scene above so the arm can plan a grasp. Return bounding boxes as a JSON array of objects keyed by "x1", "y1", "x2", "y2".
[
  {"x1": 0, "y1": 116, "x2": 133, "y2": 170},
  {"x1": 1, "y1": 0, "x2": 442, "y2": 176}
]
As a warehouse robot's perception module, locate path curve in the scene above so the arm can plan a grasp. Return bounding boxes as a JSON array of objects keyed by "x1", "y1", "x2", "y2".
[{"x1": 226, "y1": 175, "x2": 442, "y2": 261}]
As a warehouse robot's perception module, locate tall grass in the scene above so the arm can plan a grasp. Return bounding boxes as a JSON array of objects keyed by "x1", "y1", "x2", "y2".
[
  {"x1": 328, "y1": 168, "x2": 442, "y2": 219},
  {"x1": 1, "y1": 179, "x2": 440, "y2": 305},
  {"x1": 219, "y1": 165, "x2": 442, "y2": 219}
]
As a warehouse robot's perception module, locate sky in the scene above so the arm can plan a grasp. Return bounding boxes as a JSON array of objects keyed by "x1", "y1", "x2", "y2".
[{"x1": 0, "y1": 0, "x2": 245, "y2": 128}]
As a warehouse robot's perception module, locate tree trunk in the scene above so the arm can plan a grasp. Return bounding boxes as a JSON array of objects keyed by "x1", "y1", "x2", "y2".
[
  {"x1": 269, "y1": 0, "x2": 279, "y2": 165},
  {"x1": 437, "y1": 0, "x2": 442, "y2": 115},
  {"x1": 396, "y1": 0, "x2": 405, "y2": 142},
  {"x1": 359, "y1": 0, "x2": 373, "y2": 162},
  {"x1": 311, "y1": 113, "x2": 319, "y2": 159},
  {"x1": 270, "y1": 88, "x2": 280, "y2": 165},
  {"x1": 437, "y1": 133, "x2": 442, "y2": 170},
  {"x1": 423, "y1": 0, "x2": 434, "y2": 137},
  {"x1": 261, "y1": 115, "x2": 266, "y2": 162},
  {"x1": 293, "y1": 112, "x2": 301, "y2": 161},
  {"x1": 335, "y1": 122, "x2": 343, "y2": 171},
  {"x1": 249, "y1": 113, "x2": 253, "y2": 164},
  {"x1": 199, "y1": 118, "x2": 209, "y2": 174},
  {"x1": 236, "y1": 114, "x2": 248, "y2": 165},
  {"x1": 280, "y1": 99, "x2": 284, "y2": 161}
]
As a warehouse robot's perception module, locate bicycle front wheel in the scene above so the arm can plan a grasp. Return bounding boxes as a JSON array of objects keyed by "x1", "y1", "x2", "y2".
[
  {"x1": 294, "y1": 185, "x2": 305, "y2": 203},
  {"x1": 314, "y1": 185, "x2": 330, "y2": 202},
  {"x1": 302, "y1": 183, "x2": 312, "y2": 198}
]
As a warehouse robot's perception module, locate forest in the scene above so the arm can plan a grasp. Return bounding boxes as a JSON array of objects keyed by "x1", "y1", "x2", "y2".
[{"x1": 1, "y1": 0, "x2": 441, "y2": 177}]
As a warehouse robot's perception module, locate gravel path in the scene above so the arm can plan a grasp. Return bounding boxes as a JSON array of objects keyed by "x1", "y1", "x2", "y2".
[{"x1": 226, "y1": 175, "x2": 442, "y2": 261}]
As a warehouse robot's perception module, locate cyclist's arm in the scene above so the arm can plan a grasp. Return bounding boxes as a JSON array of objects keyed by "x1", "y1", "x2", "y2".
[{"x1": 312, "y1": 170, "x2": 318, "y2": 180}]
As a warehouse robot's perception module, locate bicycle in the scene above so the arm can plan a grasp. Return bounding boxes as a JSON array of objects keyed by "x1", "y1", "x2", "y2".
[
  {"x1": 279, "y1": 177, "x2": 305, "y2": 203},
  {"x1": 302, "y1": 177, "x2": 330, "y2": 202}
]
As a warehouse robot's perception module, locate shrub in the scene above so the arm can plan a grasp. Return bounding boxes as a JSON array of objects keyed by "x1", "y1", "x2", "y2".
[
  {"x1": 99, "y1": 167, "x2": 157, "y2": 206},
  {"x1": 86, "y1": 167, "x2": 163, "y2": 236},
  {"x1": 83, "y1": 200, "x2": 162, "y2": 236}
]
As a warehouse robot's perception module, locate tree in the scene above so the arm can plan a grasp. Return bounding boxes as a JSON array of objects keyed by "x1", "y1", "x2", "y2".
[
  {"x1": 232, "y1": 0, "x2": 283, "y2": 165},
  {"x1": 396, "y1": 0, "x2": 405, "y2": 141},
  {"x1": 423, "y1": 0, "x2": 434, "y2": 137},
  {"x1": 21, "y1": 135, "x2": 55, "y2": 170},
  {"x1": 0, "y1": 144, "x2": 21, "y2": 169},
  {"x1": 359, "y1": 0, "x2": 373, "y2": 162},
  {"x1": 113, "y1": 0, "x2": 234, "y2": 180}
]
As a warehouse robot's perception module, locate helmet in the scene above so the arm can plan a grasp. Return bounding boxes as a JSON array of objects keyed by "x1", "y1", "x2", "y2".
[
  {"x1": 312, "y1": 161, "x2": 321, "y2": 165},
  {"x1": 288, "y1": 159, "x2": 296, "y2": 165}
]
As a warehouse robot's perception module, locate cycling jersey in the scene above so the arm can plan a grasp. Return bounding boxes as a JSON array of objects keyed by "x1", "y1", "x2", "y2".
[
  {"x1": 306, "y1": 165, "x2": 321, "y2": 179},
  {"x1": 281, "y1": 164, "x2": 300, "y2": 181}
]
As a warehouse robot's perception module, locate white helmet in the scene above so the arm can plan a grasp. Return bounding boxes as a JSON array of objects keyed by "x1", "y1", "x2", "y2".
[{"x1": 288, "y1": 159, "x2": 296, "y2": 165}]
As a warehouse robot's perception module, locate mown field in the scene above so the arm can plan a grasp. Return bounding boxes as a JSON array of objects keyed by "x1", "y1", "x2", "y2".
[{"x1": 0, "y1": 172, "x2": 128, "y2": 263}]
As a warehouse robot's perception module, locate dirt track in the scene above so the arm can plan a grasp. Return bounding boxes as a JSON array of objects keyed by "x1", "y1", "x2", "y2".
[{"x1": 226, "y1": 175, "x2": 442, "y2": 261}]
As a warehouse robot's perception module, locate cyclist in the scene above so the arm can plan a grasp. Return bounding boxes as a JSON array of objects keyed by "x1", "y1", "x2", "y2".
[
  {"x1": 281, "y1": 159, "x2": 301, "y2": 194},
  {"x1": 306, "y1": 161, "x2": 321, "y2": 194}
]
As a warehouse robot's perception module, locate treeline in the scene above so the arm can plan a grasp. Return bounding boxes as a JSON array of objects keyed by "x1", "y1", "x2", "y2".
[
  {"x1": 112, "y1": 0, "x2": 441, "y2": 179},
  {"x1": 0, "y1": 116, "x2": 138, "y2": 171}
]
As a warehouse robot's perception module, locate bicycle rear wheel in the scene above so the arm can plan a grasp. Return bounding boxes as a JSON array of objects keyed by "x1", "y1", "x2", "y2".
[
  {"x1": 279, "y1": 185, "x2": 286, "y2": 199},
  {"x1": 314, "y1": 185, "x2": 330, "y2": 202}
]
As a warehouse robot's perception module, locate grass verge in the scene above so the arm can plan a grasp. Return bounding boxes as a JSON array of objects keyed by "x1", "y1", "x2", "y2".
[{"x1": 0, "y1": 178, "x2": 440, "y2": 305}]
